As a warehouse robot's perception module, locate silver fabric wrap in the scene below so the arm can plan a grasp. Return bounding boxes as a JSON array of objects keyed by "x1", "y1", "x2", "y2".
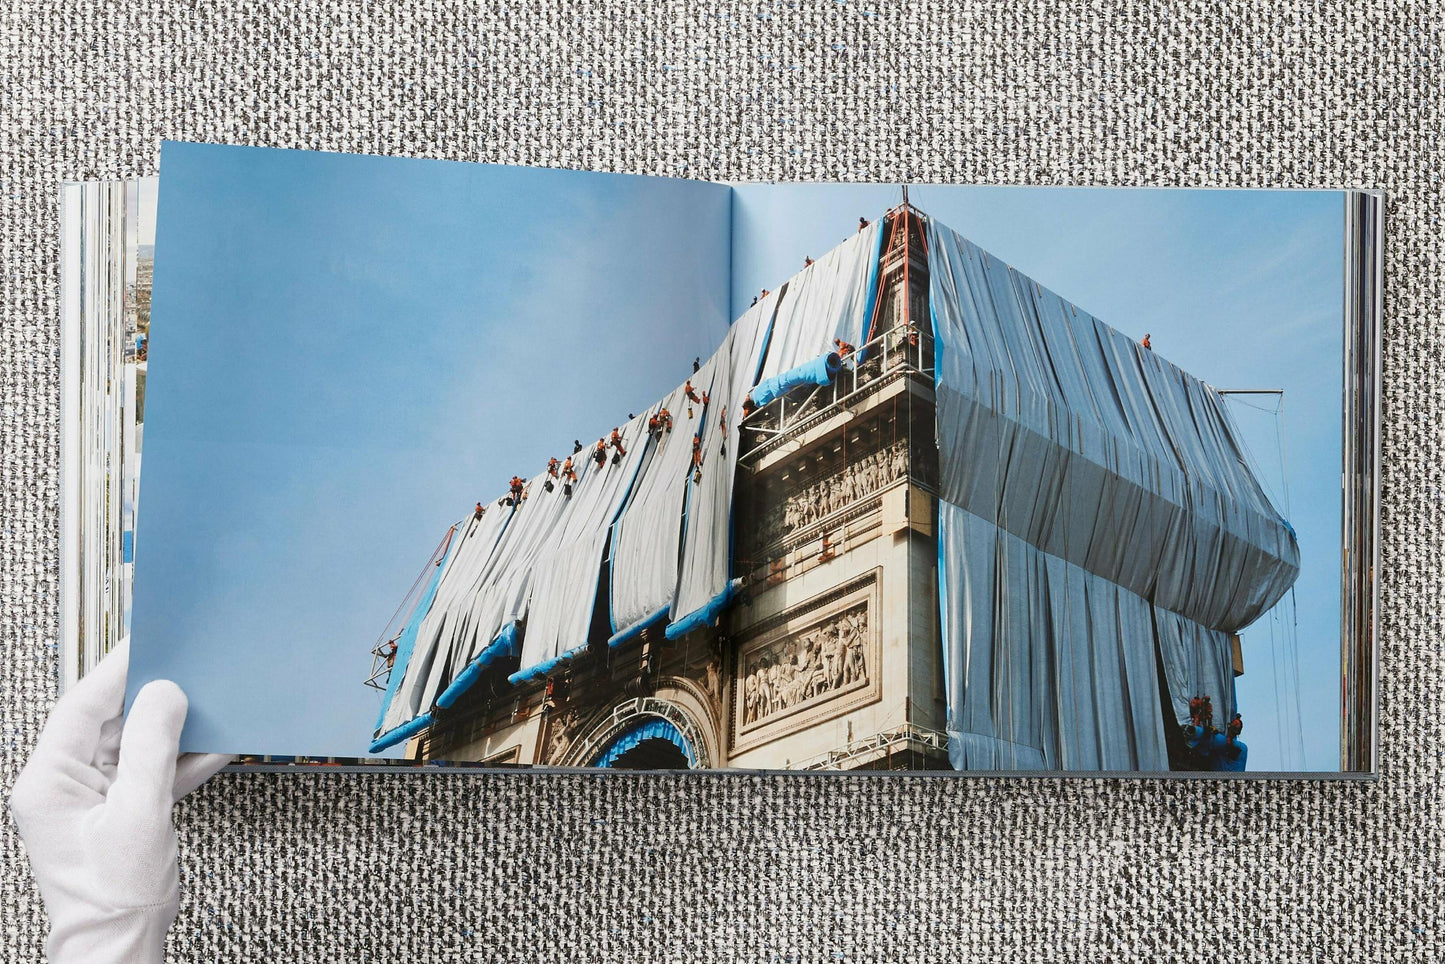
[
  {"x1": 379, "y1": 508, "x2": 508, "y2": 733},
  {"x1": 753, "y1": 220, "x2": 880, "y2": 382},
  {"x1": 941, "y1": 503, "x2": 1170, "y2": 770},
  {"x1": 929, "y1": 220, "x2": 1300, "y2": 769},
  {"x1": 519, "y1": 412, "x2": 654, "y2": 672},
  {"x1": 673, "y1": 300, "x2": 771, "y2": 621},
  {"x1": 610, "y1": 382, "x2": 707, "y2": 635},
  {"x1": 1153, "y1": 607, "x2": 1238, "y2": 730}
]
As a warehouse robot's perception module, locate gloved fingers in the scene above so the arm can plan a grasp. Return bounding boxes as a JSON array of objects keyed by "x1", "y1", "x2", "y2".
[
  {"x1": 32, "y1": 637, "x2": 129, "y2": 767},
  {"x1": 172, "y1": 753, "x2": 234, "y2": 801},
  {"x1": 94, "y1": 710, "x2": 124, "y2": 777},
  {"x1": 109, "y1": 679, "x2": 188, "y2": 817}
]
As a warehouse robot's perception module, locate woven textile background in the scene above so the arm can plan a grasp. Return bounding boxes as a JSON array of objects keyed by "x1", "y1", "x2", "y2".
[{"x1": 2, "y1": 2, "x2": 1440, "y2": 960}]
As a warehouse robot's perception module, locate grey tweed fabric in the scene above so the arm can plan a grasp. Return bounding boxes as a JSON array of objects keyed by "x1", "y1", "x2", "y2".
[{"x1": 2, "y1": 2, "x2": 1440, "y2": 960}]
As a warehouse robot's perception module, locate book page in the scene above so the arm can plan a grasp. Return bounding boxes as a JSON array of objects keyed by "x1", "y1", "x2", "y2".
[{"x1": 126, "y1": 144, "x2": 731, "y2": 757}]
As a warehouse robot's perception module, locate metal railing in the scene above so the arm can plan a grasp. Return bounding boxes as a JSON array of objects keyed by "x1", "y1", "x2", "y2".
[
  {"x1": 740, "y1": 325, "x2": 934, "y2": 456},
  {"x1": 789, "y1": 722, "x2": 949, "y2": 771}
]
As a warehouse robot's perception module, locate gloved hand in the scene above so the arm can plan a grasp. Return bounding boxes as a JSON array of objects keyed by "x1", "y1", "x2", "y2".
[{"x1": 8, "y1": 639, "x2": 232, "y2": 964}]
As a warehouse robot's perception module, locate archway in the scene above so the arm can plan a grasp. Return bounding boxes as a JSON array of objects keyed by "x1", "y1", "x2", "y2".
[
  {"x1": 564, "y1": 690, "x2": 716, "y2": 769},
  {"x1": 592, "y1": 717, "x2": 696, "y2": 770}
]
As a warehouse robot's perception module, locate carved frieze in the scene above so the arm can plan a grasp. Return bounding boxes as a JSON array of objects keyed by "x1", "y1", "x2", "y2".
[
  {"x1": 730, "y1": 575, "x2": 882, "y2": 754},
  {"x1": 750, "y1": 439, "x2": 909, "y2": 550},
  {"x1": 544, "y1": 709, "x2": 579, "y2": 765},
  {"x1": 739, "y1": 604, "x2": 868, "y2": 726}
]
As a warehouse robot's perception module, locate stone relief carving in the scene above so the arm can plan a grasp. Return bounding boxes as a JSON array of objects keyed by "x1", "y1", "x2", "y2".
[
  {"x1": 704, "y1": 660, "x2": 723, "y2": 706},
  {"x1": 739, "y1": 604, "x2": 869, "y2": 727},
  {"x1": 546, "y1": 709, "x2": 578, "y2": 764},
  {"x1": 751, "y1": 440, "x2": 909, "y2": 549}
]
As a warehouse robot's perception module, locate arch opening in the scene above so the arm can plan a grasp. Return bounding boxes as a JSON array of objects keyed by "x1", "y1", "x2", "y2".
[{"x1": 592, "y1": 717, "x2": 697, "y2": 770}]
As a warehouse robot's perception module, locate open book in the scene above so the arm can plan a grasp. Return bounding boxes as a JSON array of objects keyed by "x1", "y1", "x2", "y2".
[{"x1": 62, "y1": 142, "x2": 1382, "y2": 775}]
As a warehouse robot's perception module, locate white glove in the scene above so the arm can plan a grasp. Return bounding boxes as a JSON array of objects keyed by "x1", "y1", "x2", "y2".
[{"x1": 8, "y1": 639, "x2": 232, "y2": 964}]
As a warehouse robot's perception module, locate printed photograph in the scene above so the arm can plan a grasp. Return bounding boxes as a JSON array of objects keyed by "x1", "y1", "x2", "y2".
[{"x1": 66, "y1": 144, "x2": 1378, "y2": 774}]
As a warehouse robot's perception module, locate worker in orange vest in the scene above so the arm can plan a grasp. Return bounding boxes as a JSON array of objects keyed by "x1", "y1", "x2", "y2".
[
  {"x1": 593, "y1": 439, "x2": 608, "y2": 468},
  {"x1": 834, "y1": 337, "x2": 855, "y2": 358},
  {"x1": 561, "y1": 457, "x2": 577, "y2": 497},
  {"x1": 1142, "y1": 333, "x2": 1152, "y2": 350},
  {"x1": 609, "y1": 428, "x2": 626, "y2": 464},
  {"x1": 544, "y1": 457, "x2": 560, "y2": 491}
]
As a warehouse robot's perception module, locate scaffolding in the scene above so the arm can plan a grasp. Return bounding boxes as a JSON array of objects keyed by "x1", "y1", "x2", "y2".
[
  {"x1": 790, "y1": 723, "x2": 949, "y2": 771},
  {"x1": 363, "y1": 524, "x2": 458, "y2": 691}
]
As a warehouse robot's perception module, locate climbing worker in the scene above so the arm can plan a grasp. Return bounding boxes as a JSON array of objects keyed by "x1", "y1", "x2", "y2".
[
  {"x1": 593, "y1": 438, "x2": 609, "y2": 468},
  {"x1": 833, "y1": 337, "x2": 855, "y2": 358},
  {"x1": 382, "y1": 637, "x2": 399, "y2": 668},
  {"x1": 647, "y1": 413, "x2": 662, "y2": 439},
  {"x1": 701, "y1": 389, "x2": 710, "y2": 406},
  {"x1": 719, "y1": 409, "x2": 728, "y2": 458},
  {"x1": 804, "y1": 256, "x2": 814, "y2": 267},
  {"x1": 751, "y1": 295, "x2": 758, "y2": 307},
  {"x1": 508, "y1": 476, "x2": 525, "y2": 506},
  {"x1": 761, "y1": 288, "x2": 770, "y2": 299},
  {"x1": 609, "y1": 427, "x2": 627, "y2": 464},
  {"x1": 658, "y1": 407, "x2": 673, "y2": 434},
  {"x1": 691, "y1": 432, "x2": 704, "y2": 483},
  {"x1": 693, "y1": 356, "x2": 701, "y2": 373},
  {"x1": 685, "y1": 379, "x2": 701, "y2": 404},
  {"x1": 819, "y1": 532, "x2": 836, "y2": 561},
  {"x1": 561, "y1": 456, "x2": 577, "y2": 497},
  {"x1": 544, "y1": 456, "x2": 560, "y2": 492},
  {"x1": 858, "y1": 216, "x2": 869, "y2": 232},
  {"x1": 1142, "y1": 333, "x2": 1153, "y2": 350},
  {"x1": 1226, "y1": 713, "x2": 1243, "y2": 745},
  {"x1": 473, "y1": 501, "x2": 486, "y2": 521},
  {"x1": 573, "y1": 439, "x2": 583, "y2": 454}
]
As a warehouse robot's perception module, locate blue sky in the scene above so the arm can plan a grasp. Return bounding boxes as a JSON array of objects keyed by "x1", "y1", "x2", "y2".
[
  {"x1": 733, "y1": 184, "x2": 1343, "y2": 771},
  {"x1": 131, "y1": 146, "x2": 1345, "y2": 771}
]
